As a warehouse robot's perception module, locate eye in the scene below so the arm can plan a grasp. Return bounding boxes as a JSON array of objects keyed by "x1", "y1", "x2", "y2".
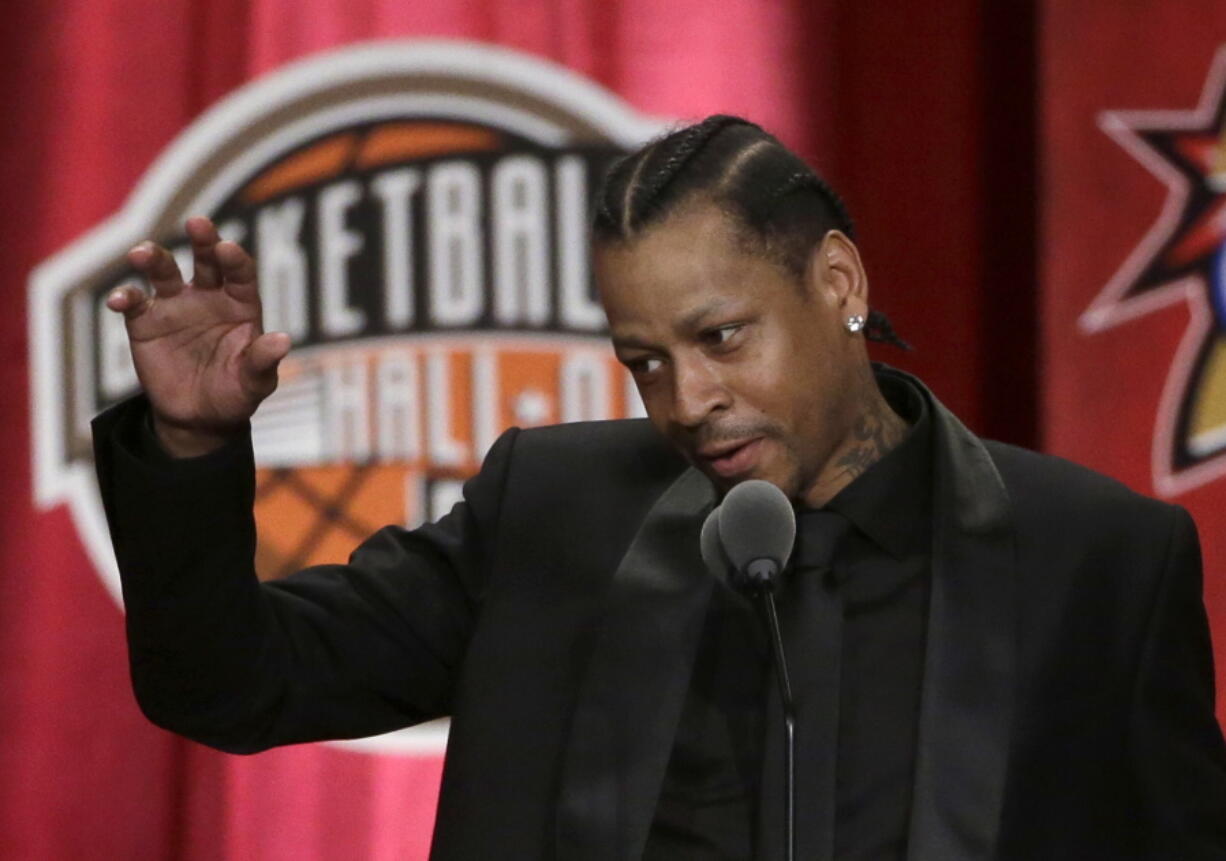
[
  {"x1": 623, "y1": 355, "x2": 664, "y2": 377},
  {"x1": 701, "y1": 324, "x2": 744, "y2": 349}
]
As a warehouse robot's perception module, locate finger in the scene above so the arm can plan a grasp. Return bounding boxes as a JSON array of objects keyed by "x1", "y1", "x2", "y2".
[
  {"x1": 127, "y1": 242, "x2": 185, "y2": 298},
  {"x1": 242, "y1": 332, "x2": 291, "y2": 396},
  {"x1": 104, "y1": 284, "x2": 151, "y2": 319},
  {"x1": 185, "y1": 216, "x2": 222, "y2": 289},
  {"x1": 215, "y1": 240, "x2": 260, "y2": 302},
  {"x1": 247, "y1": 332, "x2": 291, "y2": 374}
]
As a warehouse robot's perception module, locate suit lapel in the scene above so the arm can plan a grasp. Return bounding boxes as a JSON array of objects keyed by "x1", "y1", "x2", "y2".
[
  {"x1": 555, "y1": 466, "x2": 717, "y2": 861},
  {"x1": 907, "y1": 393, "x2": 1018, "y2": 860}
]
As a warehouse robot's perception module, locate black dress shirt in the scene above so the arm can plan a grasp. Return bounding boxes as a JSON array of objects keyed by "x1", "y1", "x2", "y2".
[
  {"x1": 647, "y1": 374, "x2": 932, "y2": 860},
  {"x1": 820, "y1": 375, "x2": 932, "y2": 859}
]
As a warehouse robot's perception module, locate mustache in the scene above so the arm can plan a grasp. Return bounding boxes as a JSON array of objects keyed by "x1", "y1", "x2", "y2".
[{"x1": 683, "y1": 418, "x2": 783, "y2": 451}]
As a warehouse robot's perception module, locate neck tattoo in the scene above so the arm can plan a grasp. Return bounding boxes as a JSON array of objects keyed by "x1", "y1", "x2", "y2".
[{"x1": 834, "y1": 397, "x2": 908, "y2": 483}]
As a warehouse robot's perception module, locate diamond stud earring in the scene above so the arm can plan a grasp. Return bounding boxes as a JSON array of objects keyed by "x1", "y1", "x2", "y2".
[{"x1": 845, "y1": 314, "x2": 865, "y2": 333}]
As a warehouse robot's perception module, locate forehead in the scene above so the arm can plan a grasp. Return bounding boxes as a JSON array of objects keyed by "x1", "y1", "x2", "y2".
[{"x1": 594, "y1": 202, "x2": 794, "y2": 322}]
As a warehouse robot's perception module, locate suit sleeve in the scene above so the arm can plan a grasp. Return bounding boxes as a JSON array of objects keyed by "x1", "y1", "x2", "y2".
[
  {"x1": 92, "y1": 396, "x2": 517, "y2": 754},
  {"x1": 1130, "y1": 504, "x2": 1226, "y2": 857}
]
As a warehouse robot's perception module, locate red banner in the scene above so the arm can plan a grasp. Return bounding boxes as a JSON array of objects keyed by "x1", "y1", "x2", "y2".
[{"x1": 1041, "y1": 2, "x2": 1226, "y2": 716}]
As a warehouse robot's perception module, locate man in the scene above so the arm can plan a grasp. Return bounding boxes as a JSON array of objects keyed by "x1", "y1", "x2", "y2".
[{"x1": 95, "y1": 115, "x2": 1226, "y2": 859}]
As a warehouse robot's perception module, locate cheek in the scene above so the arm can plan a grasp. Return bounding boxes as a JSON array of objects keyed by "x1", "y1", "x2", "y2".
[
  {"x1": 738, "y1": 362, "x2": 806, "y2": 428},
  {"x1": 636, "y1": 385, "x2": 673, "y2": 434}
]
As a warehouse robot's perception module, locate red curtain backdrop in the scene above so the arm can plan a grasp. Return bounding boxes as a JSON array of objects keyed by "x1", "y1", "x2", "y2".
[{"x1": 0, "y1": 1, "x2": 1051, "y2": 858}]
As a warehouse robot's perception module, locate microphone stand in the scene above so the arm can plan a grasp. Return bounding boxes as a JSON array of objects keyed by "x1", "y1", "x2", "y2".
[{"x1": 743, "y1": 559, "x2": 795, "y2": 861}]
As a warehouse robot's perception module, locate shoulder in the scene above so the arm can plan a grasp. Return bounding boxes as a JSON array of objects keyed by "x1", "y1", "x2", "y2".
[
  {"x1": 486, "y1": 418, "x2": 688, "y2": 506},
  {"x1": 512, "y1": 417, "x2": 665, "y2": 450},
  {"x1": 981, "y1": 439, "x2": 1186, "y2": 548},
  {"x1": 983, "y1": 440, "x2": 1163, "y2": 510},
  {"x1": 508, "y1": 418, "x2": 685, "y2": 479},
  {"x1": 466, "y1": 420, "x2": 691, "y2": 559}
]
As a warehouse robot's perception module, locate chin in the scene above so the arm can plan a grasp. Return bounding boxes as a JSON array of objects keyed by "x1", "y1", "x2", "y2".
[{"x1": 715, "y1": 468, "x2": 794, "y2": 497}]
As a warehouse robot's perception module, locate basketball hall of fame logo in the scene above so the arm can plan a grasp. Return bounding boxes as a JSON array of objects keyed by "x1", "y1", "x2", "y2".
[
  {"x1": 1092, "y1": 46, "x2": 1226, "y2": 495},
  {"x1": 28, "y1": 40, "x2": 665, "y2": 752}
]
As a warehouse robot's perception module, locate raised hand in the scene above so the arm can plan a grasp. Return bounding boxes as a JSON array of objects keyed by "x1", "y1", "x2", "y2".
[{"x1": 107, "y1": 216, "x2": 291, "y2": 457}]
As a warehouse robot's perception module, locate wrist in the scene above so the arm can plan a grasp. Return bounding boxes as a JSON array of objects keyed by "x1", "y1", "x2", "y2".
[{"x1": 150, "y1": 413, "x2": 240, "y2": 458}]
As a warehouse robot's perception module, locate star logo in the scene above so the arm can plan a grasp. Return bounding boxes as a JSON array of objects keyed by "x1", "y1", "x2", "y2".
[{"x1": 1089, "y1": 47, "x2": 1226, "y2": 495}]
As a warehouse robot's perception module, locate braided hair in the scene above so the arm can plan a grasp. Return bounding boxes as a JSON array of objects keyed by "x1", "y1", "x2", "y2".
[{"x1": 594, "y1": 114, "x2": 909, "y2": 350}]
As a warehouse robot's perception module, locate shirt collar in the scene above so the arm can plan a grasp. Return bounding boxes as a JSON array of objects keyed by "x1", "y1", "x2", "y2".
[{"x1": 813, "y1": 369, "x2": 933, "y2": 561}]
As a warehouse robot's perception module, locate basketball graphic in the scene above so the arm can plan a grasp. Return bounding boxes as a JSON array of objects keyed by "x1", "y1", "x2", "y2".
[
  {"x1": 28, "y1": 40, "x2": 666, "y2": 751},
  {"x1": 198, "y1": 118, "x2": 649, "y2": 579}
]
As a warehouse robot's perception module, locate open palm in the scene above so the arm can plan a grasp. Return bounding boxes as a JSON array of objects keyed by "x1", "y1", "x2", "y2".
[{"x1": 108, "y1": 217, "x2": 290, "y2": 455}]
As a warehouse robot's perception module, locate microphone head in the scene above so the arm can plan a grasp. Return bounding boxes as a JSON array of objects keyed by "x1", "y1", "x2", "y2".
[
  {"x1": 701, "y1": 507, "x2": 732, "y2": 581},
  {"x1": 717, "y1": 479, "x2": 796, "y2": 574}
]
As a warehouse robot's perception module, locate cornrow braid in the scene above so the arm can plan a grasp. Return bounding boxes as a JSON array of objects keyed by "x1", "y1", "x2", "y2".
[
  {"x1": 618, "y1": 141, "x2": 659, "y2": 235},
  {"x1": 595, "y1": 192, "x2": 618, "y2": 232},
  {"x1": 594, "y1": 115, "x2": 752, "y2": 242},
  {"x1": 593, "y1": 113, "x2": 910, "y2": 350},
  {"x1": 769, "y1": 170, "x2": 856, "y2": 240},
  {"x1": 864, "y1": 309, "x2": 912, "y2": 350},
  {"x1": 626, "y1": 115, "x2": 754, "y2": 235}
]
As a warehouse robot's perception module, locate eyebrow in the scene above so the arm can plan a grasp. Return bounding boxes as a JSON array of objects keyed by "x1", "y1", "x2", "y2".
[
  {"x1": 677, "y1": 298, "x2": 739, "y2": 333},
  {"x1": 610, "y1": 299, "x2": 743, "y2": 352},
  {"x1": 610, "y1": 333, "x2": 655, "y2": 352}
]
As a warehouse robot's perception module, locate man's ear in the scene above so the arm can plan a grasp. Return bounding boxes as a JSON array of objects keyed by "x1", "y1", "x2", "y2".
[{"x1": 805, "y1": 230, "x2": 869, "y2": 318}]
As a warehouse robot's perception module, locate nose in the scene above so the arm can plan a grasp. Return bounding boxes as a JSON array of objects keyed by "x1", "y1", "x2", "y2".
[{"x1": 671, "y1": 355, "x2": 730, "y2": 430}]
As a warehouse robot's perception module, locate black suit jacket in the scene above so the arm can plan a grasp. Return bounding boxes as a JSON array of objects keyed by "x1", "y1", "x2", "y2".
[{"x1": 93, "y1": 368, "x2": 1226, "y2": 860}]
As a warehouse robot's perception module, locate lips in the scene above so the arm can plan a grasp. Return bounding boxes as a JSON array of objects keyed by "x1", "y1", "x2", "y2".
[{"x1": 698, "y1": 437, "x2": 764, "y2": 479}]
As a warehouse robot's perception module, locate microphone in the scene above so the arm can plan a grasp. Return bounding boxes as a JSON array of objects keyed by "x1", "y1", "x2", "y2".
[
  {"x1": 703, "y1": 479, "x2": 796, "y2": 593},
  {"x1": 701, "y1": 479, "x2": 798, "y2": 861}
]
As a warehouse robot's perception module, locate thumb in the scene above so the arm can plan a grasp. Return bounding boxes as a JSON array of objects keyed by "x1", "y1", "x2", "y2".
[{"x1": 241, "y1": 331, "x2": 291, "y2": 395}]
